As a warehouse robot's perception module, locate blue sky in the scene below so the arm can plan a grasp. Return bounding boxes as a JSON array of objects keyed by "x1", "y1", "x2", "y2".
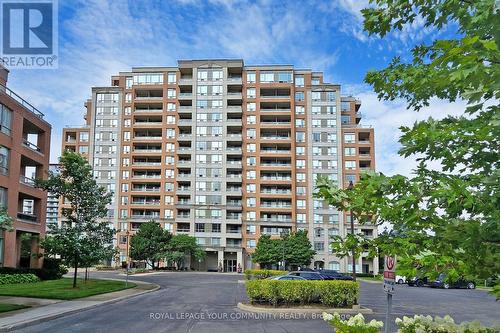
[{"x1": 6, "y1": 0, "x2": 463, "y2": 175}]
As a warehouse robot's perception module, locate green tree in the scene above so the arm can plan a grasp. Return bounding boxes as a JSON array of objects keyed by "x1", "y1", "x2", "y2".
[
  {"x1": 317, "y1": 0, "x2": 499, "y2": 281},
  {"x1": 165, "y1": 234, "x2": 205, "y2": 270},
  {"x1": 284, "y1": 230, "x2": 316, "y2": 268},
  {"x1": 36, "y1": 151, "x2": 113, "y2": 288},
  {"x1": 252, "y1": 231, "x2": 316, "y2": 269},
  {"x1": 251, "y1": 234, "x2": 281, "y2": 268},
  {"x1": 0, "y1": 207, "x2": 13, "y2": 232},
  {"x1": 129, "y1": 221, "x2": 171, "y2": 269}
]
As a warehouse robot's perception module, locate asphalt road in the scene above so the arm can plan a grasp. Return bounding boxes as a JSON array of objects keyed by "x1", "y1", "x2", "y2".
[{"x1": 13, "y1": 272, "x2": 500, "y2": 333}]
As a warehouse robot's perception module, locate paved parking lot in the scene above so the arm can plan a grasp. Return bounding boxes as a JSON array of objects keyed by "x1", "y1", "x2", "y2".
[{"x1": 13, "y1": 272, "x2": 500, "y2": 333}]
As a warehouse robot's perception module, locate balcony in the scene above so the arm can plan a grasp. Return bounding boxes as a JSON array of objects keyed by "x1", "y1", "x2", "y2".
[
  {"x1": 226, "y1": 119, "x2": 242, "y2": 126},
  {"x1": 226, "y1": 147, "x2": 242, "y2": 154},
  {"x1": 132, "y1": 173, "x2": 162, "y2": 179},
  {"x1": 227, "y1": 76, "x2": 242, "y2": 84},
  {"x1": 134, "y1": 107, "x2": 163, "y2": 113},
  {"x1": 178, "y1": 92, "x2": 193, "y2": 99},
  {"x1": 135, "y1": 90, "x2": 163, "y2": 101},
  {"x1": 178, "y1": 105, "x2": 193, "y2": 113},
  {"x1": 227, "y1": 92, "x2": 242, "y2": 99},
  {"x1": 19, "y1": 175, "x2": 35, "y2": 187},
  {"x1": 179, "y1": 76, "x2": 193, "y2": 84},
  {"x1": 227, "y1": 106, "x2": 242, "y2": 112},
  {"x1": 17, "y1": 212, "x2": 37, "y2": 223},
  {"x1": 131, "y1": 186, "x2": 161, "y2": 192},
  {"x1": 261, "y1": 202, "x2": 292, "y2": 208}
]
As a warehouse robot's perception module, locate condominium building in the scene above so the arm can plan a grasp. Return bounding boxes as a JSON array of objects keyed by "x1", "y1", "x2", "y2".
[
  {"x1": 62, "y1": 59, "x2": 377, "y2": 272},
  {"x1": 0, "y1": 64, "x2": 51, "y2": 268},
  {"x1": 45, "y1": 164, "x2": 60, "y2": 230},
  {"x1": 340, "y1": 96, "x2": 378, "y2": 274}
]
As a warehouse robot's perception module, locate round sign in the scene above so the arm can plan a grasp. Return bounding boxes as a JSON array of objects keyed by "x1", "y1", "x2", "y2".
[{"x1": 386, "y1": 256, "x2": 395, "y2": 270}]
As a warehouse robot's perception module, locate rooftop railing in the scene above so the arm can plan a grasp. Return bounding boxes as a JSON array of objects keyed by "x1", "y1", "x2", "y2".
[{"x1": 0, "y1": 84, "x2": 44, "y2": 118}]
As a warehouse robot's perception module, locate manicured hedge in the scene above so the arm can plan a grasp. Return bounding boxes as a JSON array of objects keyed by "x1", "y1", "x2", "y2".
[
  {"x1": 244, "y1": 269, "x2": 285, "y2": 280},
  {"x1": 245, "y1": 280, "x2": 359, "y2": 307},
  {"x1": 0, "y1": 274, "x2": 40, "y2": 285},
  {"x1": 0, "y1": 259, "x2": 68, "y2": 280}
]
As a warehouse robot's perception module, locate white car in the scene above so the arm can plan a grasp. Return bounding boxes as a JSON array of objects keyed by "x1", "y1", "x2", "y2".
[{"x1": 396, "y1": 275, "x2": 407, "y2": 284}]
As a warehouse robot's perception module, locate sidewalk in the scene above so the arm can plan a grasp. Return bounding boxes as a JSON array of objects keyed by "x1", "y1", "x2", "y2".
[{"x1": 0, "y1": 280, "x2": 159, "y2": 332}]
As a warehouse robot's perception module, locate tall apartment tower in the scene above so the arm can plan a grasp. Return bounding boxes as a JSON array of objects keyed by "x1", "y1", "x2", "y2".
[
  {"x1": 0, "y1": 64, "x2": 51, "y2": 268},
  {"x1": 340, "y1": 96, "x2": 378, "y2": 274},
  {"x1": 62, "y1": 59, "x2": 377, "y2": 273}
]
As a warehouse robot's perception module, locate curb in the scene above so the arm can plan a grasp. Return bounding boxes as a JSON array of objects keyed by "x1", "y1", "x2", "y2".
[
  {"x1": 237, "y1": 302, "x2": 373, "y2": 315},
  {"x1": 358, "y1": 279, "x2": 383, "y2": 284},
  {"x1": 0, "y1": 281, "x2": 160, "y2": 332}
]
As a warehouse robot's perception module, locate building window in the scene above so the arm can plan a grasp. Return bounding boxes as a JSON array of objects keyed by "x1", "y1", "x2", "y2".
[
  {"x1": 246, "y1": 116, "x2": 256, "y2": 125},
  {"x1": 0, "y1": 104, "x2": 12, "y2": 136},
  {"x1": 246, "y1": 240, "x2": 256, "y2": 248},
  {"x1": 167, "y1": 72, "x2": 176, "y2": 84},
  {"x1": 295, "y1": 76, "x2": 304, "y2": 87},
  {"x1": 314, "y1": 242, "x2": 325, "y2": 252},
  {"x1": 341, "y1": 115, "x2": 351, "y2": 124},
  {"x1": 246, "y1": 225, "x2": 256, "y2": 235},
  {"x1": 345, "y1": 161, "x2": 356, "y2": 170},
  {"x1": 246, "y1": 72, "x2": 256, "y2": 83},
  {"x1": 344, "y1": 133, "x2": 355, "y2": 143},
  {"x1": 167, "y1": 89, "x2": 176, "y2": 99},
  {"x1": 295, "y1": 106, "x2": 305, "y2": 115},
  {"x1": 296, "y1": 132, "x2": 305, "y2": 143},
  {"x1": 344, "y1": 147, "x2": 356, "y2": 156},
  {"x1": 295, "y1": 92, "x2": 304, "y2": 101},
  {"x1": 246, "y1": 129, "x2": 256, "y2": 139},
  {"x1": 328, "y1": 261, "x2": 340, "y2": 271},
  {"x1": 79, "y1": 146, "x2": 88, "y2": 154},
  {"x1": 0, "y1": 146, "x2": 9, "y2": 175},
  {"x1": 345, "y1": 174, "x2": 357, "y2": 184},
  {"x1": 0, "y1": 187, "x2": 7, "y2": 208},
  {"x1": 195, "y1": 223, "x2": 205, "y2": 232},
  {"x1": 246, "y1": 88, "x2": 256, "y2": 98},
  {"x1": 246, "y1": 102, "x2": 256, "y2": 111},
  {"x1": 341, "y1": 101, "x2": 350, "y2": 111}
]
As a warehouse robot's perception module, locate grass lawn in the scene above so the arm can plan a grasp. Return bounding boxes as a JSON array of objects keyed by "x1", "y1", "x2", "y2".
[
  {"x1": 0, "y1": 303, "x2": 30, "y2": 313},
  {"x1": 0, "y1": 278, "x2": 136, "y2": 300}
]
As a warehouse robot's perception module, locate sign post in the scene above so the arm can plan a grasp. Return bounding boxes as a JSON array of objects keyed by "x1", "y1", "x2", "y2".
[{"x1": 383, "y1": 256, "x2": 396, "y2": 333}]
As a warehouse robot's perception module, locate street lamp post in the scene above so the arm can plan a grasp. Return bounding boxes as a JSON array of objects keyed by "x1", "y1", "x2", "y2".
[
  {"x1": 125, "y1": 229, "x2": 130, "y2": 287},
  {"x1": 347, "y1": 181, "x2": 356, "y2": 282}
]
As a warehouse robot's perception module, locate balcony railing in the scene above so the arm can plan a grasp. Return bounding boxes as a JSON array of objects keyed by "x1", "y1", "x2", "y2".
[
  {"x1": 17, "y1": 212, "x2": 37, "y2": 223},
  {"x1": 0, "y1": 84, "x2": 44, "y2": 118},
  {"x1": 23, "y1": 139, "x2": 42, "y2": 153},
  {"x1": 133, "y1": 149, "x2": 162, "y2": 153},
  {"x1": 134, "y1": 136, "x2": 162, "y2": 140},
  {"x1": 19, "y1": 175, "x2": 35, "y2": 186},
  {"x1": 131, "y1": 187, "x2": 161, "y2": 192},
  {"x1": 134, "y1": 108, "x2": 163, "y2": 113},
  {"x1": 132, "y1": 174, "x2": 162, "y2": 179}
]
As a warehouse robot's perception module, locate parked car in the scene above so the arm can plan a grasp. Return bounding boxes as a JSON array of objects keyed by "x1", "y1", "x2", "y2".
[
  {"x1": 408, "y1": 276, "x2": 429, "y2": 287},
  {"x1": 288, "y1": 271, "x2": 325, "y2": 280},
  {"x1": 268, "y1": 275, "x2": 306, "y2": 281},
  {"x1": 396, "y1": 275, "x2": 407, "y2": 284},
  {"x1": 315, "y1": 270, "x2": 353, "y2": 280},
  {"x1": 429, "y1": 273, "x2": 476, "y2": 289}
]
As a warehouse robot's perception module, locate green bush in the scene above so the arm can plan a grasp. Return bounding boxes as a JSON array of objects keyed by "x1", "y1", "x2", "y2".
[
  {"x1": 0, "y1": 274, "x2": 40, "y2": 285},
  {"x1": 245, "y1": 280, "x2": 359, "y2": 308},
  {"x1": 0, "y1": 261, "x2": 67, "y2": 280},
  {"x1": 323, "y1": 312, "x2": 383, "y2": 333},
  {"x1": 395, "y1": 314, "x2": 500, "y2": 332},
  {"x1": 244, "y1": 269, "x2": 284, "y2": 280},
  {"x1": 95, "y1": 265, "x2": 118, "y2": 271}
]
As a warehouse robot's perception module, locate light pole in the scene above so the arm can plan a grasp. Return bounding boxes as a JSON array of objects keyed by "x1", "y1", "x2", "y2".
[
  {"x1": 125, "y1": 229, "x2": 130, "y2": 287},
  {"x1": 347, "y1": 181, "x2": 356, "y2": 282}
]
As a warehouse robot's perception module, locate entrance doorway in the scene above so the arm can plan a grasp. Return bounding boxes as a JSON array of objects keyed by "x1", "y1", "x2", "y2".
[
  {"x1": 314, "y1": 261, "x2": 324, "y2": 270},
  {"x1": 223, "y1": 259, "x2": 237, "y2": 272}
]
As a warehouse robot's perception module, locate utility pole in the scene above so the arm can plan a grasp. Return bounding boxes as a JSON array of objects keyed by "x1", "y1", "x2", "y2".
[{"x1": 125, "y1": 229, "x2": 130, "y2": 287}]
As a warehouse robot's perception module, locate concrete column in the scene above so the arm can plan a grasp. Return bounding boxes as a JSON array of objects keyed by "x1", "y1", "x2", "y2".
[
  {"x1": 217, "y1": 250, "x2": 224, "y2": 271},
  {"x1": 30, "y1": 235, "x2": 42, "y2": 268},
  {"x1": 236, "y1": 250, "x2": 243, "y2": 271}
]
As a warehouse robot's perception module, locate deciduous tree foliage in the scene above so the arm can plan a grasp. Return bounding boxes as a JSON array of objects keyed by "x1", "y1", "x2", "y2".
[
  {"x1": 36, "y1": 151, "x2": 114, "y2": 288},
  {"x1": 317, "y1": 0, "x2": 499, "y2": 281},
  {"x1": 164, "y1": 234, "x2": 205, "y2": 269},
  {"x1": 129, "y1": 221, "x2": 171, "y2": 269},
  {"x1": 252, "y1": 231, "x2": 316, "y2": 269}
]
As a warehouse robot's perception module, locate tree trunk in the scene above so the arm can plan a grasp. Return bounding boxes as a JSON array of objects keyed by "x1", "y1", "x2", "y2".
[
  {"x1": 85, "y1": 267, "x2": 88, "y2": 282},
  {"x1": 73, "y1": 257, "x2": 78, "y2": 288}
]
